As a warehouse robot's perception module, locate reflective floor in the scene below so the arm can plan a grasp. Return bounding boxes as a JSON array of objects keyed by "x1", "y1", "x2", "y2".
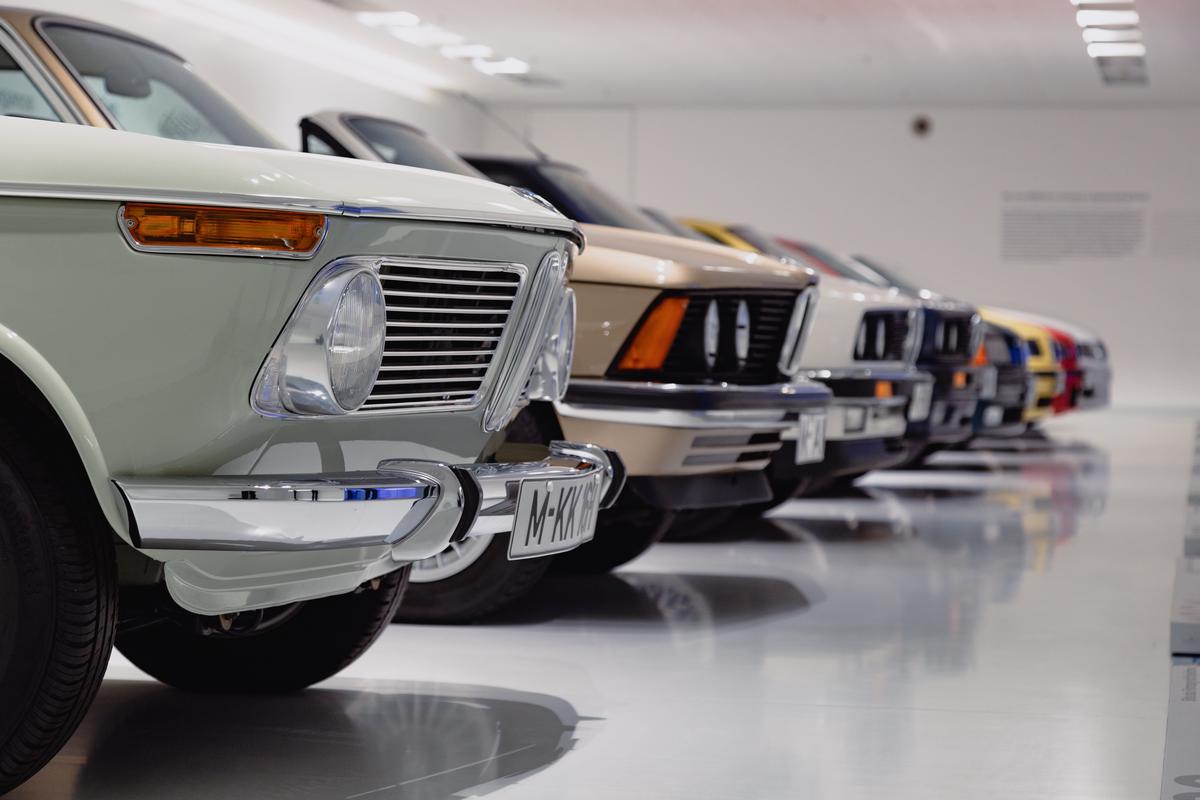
[{"x1": 16, "y1": 410, "x2": 1196, "y2": 799}]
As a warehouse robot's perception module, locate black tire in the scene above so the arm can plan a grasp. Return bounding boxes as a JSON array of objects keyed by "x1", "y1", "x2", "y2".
[
  {"x1": 550, "y1": 498, "x2": 674, "y2": 575},
  {"x1": 395, "y1": 534, "x2": 551, "y2": 624},
  {"x1": 0, "y1": 417, "x2": 117, "y2": 796},
  {"x1": 115, "y1": 567, "x2": 409, "y2": 693}
]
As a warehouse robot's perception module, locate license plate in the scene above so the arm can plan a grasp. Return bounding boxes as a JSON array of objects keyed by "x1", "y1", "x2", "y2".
[
  {"x1": 509, "y1": 473, "x2": 603, "y2": 560},
  {"x1": 908, "y1": 382, "x2": 933, "y2": 421},
  {"x1": 978, "y1": 367, "x2": 998, "y2": 400},
  {"x1": 793, "y1": 412, "x2": 826, "y2": 465}
]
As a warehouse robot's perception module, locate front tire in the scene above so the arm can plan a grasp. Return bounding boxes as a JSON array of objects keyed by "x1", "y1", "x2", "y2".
[
  {"x1": 550, "y1": 496, "x2": 674, "y2": 575},
  {"x1": 115, "y1": 567, "x2": 409, "y2": 693},
  {"x1": 0, "y1": 419, "x2": 117, "y2": 795},
  {"x1": 395, "y1": 535, "x2": 551, "y2": 624}
]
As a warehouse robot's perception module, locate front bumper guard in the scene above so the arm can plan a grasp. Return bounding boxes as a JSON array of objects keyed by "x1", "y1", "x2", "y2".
[{"x1": 114, "y1": 441, "x2": 622, "y2": 560}]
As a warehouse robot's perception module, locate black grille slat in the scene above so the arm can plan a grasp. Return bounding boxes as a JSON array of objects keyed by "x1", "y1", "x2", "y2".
[
  {"x1": 366, "y1": 260, "x2": 522, "y2": 410},
  {"x1": 921, "y1": 309, "x2": 978, "y2": 364},
  {"x1": 658, "y1": 291, "x2": 798, "y2": 384},
  {"x1": 853, "y1": 310, "x2": 911, "y2": 362}
]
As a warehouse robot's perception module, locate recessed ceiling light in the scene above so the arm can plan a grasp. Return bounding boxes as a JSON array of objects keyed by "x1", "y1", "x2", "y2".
[
  {"x1": 1086, "y1": 41, "x2": 1147, "y2": 57},
  {"x1": 472, "y1": 56, "x2": 531, "y2": 76},
  {"x1": 1081, "y1": 27, "x2": 1143, "y2": 43},
  {"x1": 355, "y1": 11, "x2": 419, "y2": 27},
  {"x1": 1076, "y1": 9, "x2": 1140, "y2": 26},
  {"x1": 440, "y1": 43, "x2": 494, "y2": 59}
]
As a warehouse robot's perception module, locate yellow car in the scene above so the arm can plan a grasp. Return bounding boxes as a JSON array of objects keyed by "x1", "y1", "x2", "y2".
[
  {"x1": 681, "y1": 219, "x2": 760, "y2": 252},
  {"x1": 977, "y1": 310, "x2": 1062, "y2": 423}
]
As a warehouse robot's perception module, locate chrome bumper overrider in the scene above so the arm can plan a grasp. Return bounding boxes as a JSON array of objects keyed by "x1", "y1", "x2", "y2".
[{"x1": 114, "y1": 441, "x2": 619, "y2": 557}]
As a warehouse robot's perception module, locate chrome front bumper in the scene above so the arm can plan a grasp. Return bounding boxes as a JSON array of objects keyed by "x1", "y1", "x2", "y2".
[{"x1": 113, "y1": 441, "x2": 621, "y2": 615}]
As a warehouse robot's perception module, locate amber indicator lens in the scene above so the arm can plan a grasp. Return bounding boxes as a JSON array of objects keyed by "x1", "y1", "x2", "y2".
[
  {"x1": 953, "y1": 370, "x2": 968, "y2": 389},
  {"x1": 617, "y1": 296, "x2": 690, "y2": 371},
  {"x1": 972, "y1": 343, "x2": 988, "y2": 366},
  {"x1": 121, "y1": 203, "x2": 326, "y2": 256},
  {"x1": 874, "y1": 380, "x2": 894, "y2": 399}
]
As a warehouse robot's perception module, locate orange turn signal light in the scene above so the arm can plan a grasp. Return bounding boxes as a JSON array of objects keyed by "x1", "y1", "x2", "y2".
[
  {"x1": 874, "y1": 380, "x2": 893, "y2": 399},
  {"x1": 120, "y1": 203, "x2": 327, "y2": 257},
  {"x1": 953, "y1": 370, "x2": 968, "y2": 389},
  {"x1": 617, "y1": 296, "x2": 690, "y2": 371},
  {"x1": 972, "y1": 343, "x2": 988, "y2": 366}
]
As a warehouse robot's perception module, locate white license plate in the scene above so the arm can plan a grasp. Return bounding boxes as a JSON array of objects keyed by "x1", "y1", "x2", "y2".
[
  {"x1": 908, "y1": 382, "x2": 933, "y2": 421},
  {"x1": 978, "y1": 367, "x2": 998, "y2": 400},
  {"x1": 509, "y1": 473, "x2": 603, "y2": 560},
  {"x1": 793, "y1": 413, "x2": 826, "y2": 465}
]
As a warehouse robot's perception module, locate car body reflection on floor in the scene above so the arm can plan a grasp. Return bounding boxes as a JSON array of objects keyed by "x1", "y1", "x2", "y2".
[{"x1": 11, "y1": 681, "x2": 579, "y2": 800}]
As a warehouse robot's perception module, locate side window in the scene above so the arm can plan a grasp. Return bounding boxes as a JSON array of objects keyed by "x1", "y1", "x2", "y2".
[
  {"x1": 303, "y1": 132, "x2": 338, "y2": 156},
  {"x1": 0, "y1": 43, "x2": 61, "y2": 121}
]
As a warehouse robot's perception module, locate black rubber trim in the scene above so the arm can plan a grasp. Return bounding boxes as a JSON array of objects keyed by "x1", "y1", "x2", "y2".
[
  {"x1": 448, "y1": 467, "x2": 483, "y2": 544},
  {"x1": 563, "y1": 381, "x2": 831, "y2": 412},
  {"x1": 768, "y1": 437, "x2": 910, "y2": 483},
  {"x1": 628, "y1": 471, "x2": 772, "y2": 511},
  {"x1": 600, "y1": 449, "x2": 627, "y2": 509},
  {"x1": 113, "y1": 482, "x2": 142, "y2": 549}
]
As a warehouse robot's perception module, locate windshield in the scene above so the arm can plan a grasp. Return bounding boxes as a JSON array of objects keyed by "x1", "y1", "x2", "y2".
[
  {"x1": 43, "y1": 23, "x2": 276, "y2": 148},
  {"x1": 728, "y1": 225, "x2": 812, "y2": 265},
  {"x1": 641, "y1": 208, "x2": 709, "y2": 241},
  {"x1": 536, "y1": 164, "x2": 670, "y2": 234},
  {"x1": 849, "y1": 255, "x2": 925, "y2": 295},
  {"x1": 345, "y1": 116, "x2": 485, "y2": 178},
  {"x1": 780, "y1": 240, "x2": 890, "y2": 286}
]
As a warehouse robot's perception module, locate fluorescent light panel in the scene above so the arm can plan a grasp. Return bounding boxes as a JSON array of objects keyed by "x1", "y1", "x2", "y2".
[
  {"x1": 1076, "y1": 9, "x2": 1140, "y2": 26},
  {"x1": 1087, "y1": 41, "x2": 1146, "y2": 57},
  {"x1": 1081, "y1": 27, "x2": 1142, "y2": 43}
]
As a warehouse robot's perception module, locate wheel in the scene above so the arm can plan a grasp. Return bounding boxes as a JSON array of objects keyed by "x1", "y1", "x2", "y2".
[
  {"x1": 395, "y1": 534, "x2": 552, "y2": 624},
  {"x1": 115, "y1": 567, "x2": 409, "y2": 693},
  {"x1": 550, "y1": 496, "x2": 674, "y2": 575},
  {"x1": 0, "y1": 417, "x2": 117, "y2": 795}
]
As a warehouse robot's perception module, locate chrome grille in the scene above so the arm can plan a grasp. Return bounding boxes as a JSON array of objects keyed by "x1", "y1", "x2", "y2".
[{"x1": 361, "y1": 258, "x2": 525, "y2": 411}]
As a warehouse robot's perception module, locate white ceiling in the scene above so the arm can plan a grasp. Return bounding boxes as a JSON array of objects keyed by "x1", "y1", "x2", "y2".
[{"x1": 327, "y1": 0, "x2": 1200, "y2": 106}]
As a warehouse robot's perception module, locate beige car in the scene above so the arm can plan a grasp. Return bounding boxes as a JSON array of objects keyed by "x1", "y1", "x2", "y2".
[{"x1": 301, "y1": 112, "x2": 832, "y2": 607}]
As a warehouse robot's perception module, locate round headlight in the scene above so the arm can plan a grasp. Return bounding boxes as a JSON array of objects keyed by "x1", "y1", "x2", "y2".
[
  {"x1": 327, "y1": 271, "x2": 385, "y2": 411},
  {"x1": 703, "y1": 300, "x2": 720, "y2": 370},
  {"x1": 734, "y1": 300, "x2": 751, "y2": 368}
]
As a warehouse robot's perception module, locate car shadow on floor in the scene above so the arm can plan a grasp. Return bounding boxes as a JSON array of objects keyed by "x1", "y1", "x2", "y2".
[
  {"x1": 482, "y1": 570, "x2": 819, "y2": 629},
  {"x1": 11, "y1": 680, "x2": 579, "y2": 800}
]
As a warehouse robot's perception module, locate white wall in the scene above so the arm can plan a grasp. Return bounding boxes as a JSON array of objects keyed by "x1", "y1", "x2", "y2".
[
  {"x1": 484, "y1": 105, "x2": 1200, "y2": 409},
  {"x1": 21, "y1": 0, "x2": 486, "y2": 150}
]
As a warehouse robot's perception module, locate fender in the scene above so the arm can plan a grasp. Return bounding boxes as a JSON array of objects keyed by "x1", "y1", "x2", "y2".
[{"x1": 0, "y1": 321, "x2": 130, "y2": 542}]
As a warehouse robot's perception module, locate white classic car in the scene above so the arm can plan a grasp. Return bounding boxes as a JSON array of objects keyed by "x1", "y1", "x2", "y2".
[{"x1": 0, "y1": 116, "x2": 618, "y2": 794}]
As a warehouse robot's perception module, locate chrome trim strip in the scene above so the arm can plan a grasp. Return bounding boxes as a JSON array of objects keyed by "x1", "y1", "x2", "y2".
[
  {"x1": 0, "y1": 182, "x2": 586, "y2": 247},
  {"x1": 115, "y1": 203, "x2": 329, "y2": 261},
  {"x1": 556, "y1": 379, "x2": 828, "y2": 430},
  {"x1": 113, "y1": 461, "x2": 466, "y2": 556}
]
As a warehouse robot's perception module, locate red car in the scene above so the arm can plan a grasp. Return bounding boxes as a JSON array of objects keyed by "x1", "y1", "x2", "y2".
[{"x1": 1046, "y1": 327, "x2": 1083, "y2": 413}]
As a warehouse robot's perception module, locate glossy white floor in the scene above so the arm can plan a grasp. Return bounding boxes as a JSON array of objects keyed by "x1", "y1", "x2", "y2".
[{"x1": 15, "y1": 410, "x2": 1196, "y2": 800}]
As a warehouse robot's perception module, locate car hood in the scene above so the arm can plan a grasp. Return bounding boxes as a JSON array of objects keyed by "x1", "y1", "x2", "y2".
[
  {"x1": 819, "y1": 274, "x2": 920, "y2": 309},
  {"x1": 577, "y1": 224, "x2": 817, "y2": 290},
  {"x1": 0, "y1": 118, "x2": 580, "y2": 244}
]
